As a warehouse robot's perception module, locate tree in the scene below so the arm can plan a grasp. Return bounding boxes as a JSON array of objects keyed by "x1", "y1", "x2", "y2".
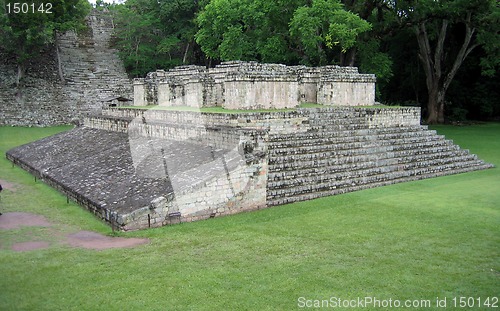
[
  {"x1": 195, "y1": 0, "x2": 304, "y2": 64},
  {"x1": 112, "y1": 0, "x2": 161, "y2": 76},
  {"x1": 1, "y1": 0, "x2": 52, "y2": 87},
  {"x1": 337, "y1": 1, "x2": 395, "y2": 96},
  {"x1": 398, "y1": 0, "x2": 499, "y2": 124},
  {"x1": 0, "y1": 0, "x2": 90, "y2": 86},
  {"x1": 195, "y1": 0, "x2": 370, "y2": 66},
  {"x1": 157, "y1": 0, "x2": 200, "y2": 64},
  {"x1": 289, "y1": 0, "x2": 371, "y2": 66},
  {"x1": 50, "y1": 0, "x2": 92, "y2": 82},
  {"x1": 111, "y1": 0, "x2": 202, "y2": 76}
]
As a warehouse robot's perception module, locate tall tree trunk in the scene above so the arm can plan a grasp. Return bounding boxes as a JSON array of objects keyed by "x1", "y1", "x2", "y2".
[
  {"x1": 342, "y1": 48, "x2": 356, "y2": 66},
  {"x1": 415, "y1": 20, "x2": 446, "y2": 124},
  {"x1": 414, "y1": 13, "x2": 478, "y2": 124},
  {"x1": 134, "y1": 39, "x2": 140, "y2": 71},
  {"x1": 183, "y1": 42, "x2": 190, "y2": 64},
  {"x1": 426, "y1": 85, "x2": 445, "y2": 124},
  {"x1": 348, "y1": 48, "x2": 356, "y2": 67}
]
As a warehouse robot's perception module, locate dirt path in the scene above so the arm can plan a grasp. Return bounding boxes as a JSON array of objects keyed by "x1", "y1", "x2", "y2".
[
  {"x1": 0, "y1": 212, "x2": 52, "y2": 230},
  {"x1": 66, "y1": 231, "x2": 150, "y2": 250},
  {"x1": 0, "y1": 212, "x2": 149, "y2": 252},
  {"x1": 0, "y1": 179, "x2": 19, "y2": 192}
]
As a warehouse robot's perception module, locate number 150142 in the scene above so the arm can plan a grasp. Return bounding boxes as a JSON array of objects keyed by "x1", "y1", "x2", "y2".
[{"x1": 5, "y1": 2, "x2": 53, "y2": 14}]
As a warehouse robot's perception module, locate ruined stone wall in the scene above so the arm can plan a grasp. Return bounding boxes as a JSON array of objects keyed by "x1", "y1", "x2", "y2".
[
  {"x1": 0, "y1": 9, "x2": 132, "y2": 126},
  {"x1": 117, "y1": 129, "x2": 268, "y2": 230},
  {"x1": 133, "y1": 61, "x2": 376, "y2": 109},
  {"x1": 0, "y1": 49, "x2": 69, "y2": 125},
  {"x1": 89, "y1": 108, "x2": 312, "y2": 136},
  {"x1": 93, "y1": 106, "x2": 419, "y2": 134},
  {"x1": 318, "y1": 67, "x2": 376, "y2": 106}
]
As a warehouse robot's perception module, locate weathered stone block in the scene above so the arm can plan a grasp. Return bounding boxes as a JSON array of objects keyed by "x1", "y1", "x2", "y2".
[{"x1": 133, "y1": 61, "x2": 377, "y2": 110}]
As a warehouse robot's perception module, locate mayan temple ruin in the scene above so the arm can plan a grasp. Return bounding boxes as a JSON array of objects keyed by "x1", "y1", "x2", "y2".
[
  {"x1": 3, "y1": 13, "x2": 493, "y2": 230},
  {"x1": 133, "y1": 61, "x2": 376, "y2": 109},
  {"x1": 7, "y1": 62, "x2": 494, "y2": 230}
]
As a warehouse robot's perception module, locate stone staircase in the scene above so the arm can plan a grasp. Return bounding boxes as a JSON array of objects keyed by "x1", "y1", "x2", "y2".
[
  {"x1": 266, "y1": 111, "x2": 493, "y2": 206},
  {"x1": 57, "y1": 9, "x2": 132, "y2": 115}
]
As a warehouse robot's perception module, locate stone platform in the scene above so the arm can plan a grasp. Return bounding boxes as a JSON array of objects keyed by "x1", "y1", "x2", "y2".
[{"x1": 6, "y1": 107, "x2": 494, "y2": 230}]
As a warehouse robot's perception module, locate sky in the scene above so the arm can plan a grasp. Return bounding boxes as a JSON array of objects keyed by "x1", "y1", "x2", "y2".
[{"x1": 87, "y1": 0, "x2": 126, "y2": 6}]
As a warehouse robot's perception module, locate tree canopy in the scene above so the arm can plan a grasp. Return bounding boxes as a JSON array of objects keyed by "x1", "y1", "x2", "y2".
[
  {"x1": 289, "y1": 0, "x2": 371, "y2": 65},
  {"x1": 194, "y1": 0, "x2": 371, "y2": 66},
  {"x1": 110, "y1": 0, "x2": 200, "y2": 76},
  {"x1": 195, "y1": 0, "x2": 304, "y2": 64},
  {"x1": 0, "y1": 0, "x2": 91, "y2": 85}
]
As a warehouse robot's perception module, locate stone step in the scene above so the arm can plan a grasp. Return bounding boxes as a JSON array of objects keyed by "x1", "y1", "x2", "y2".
[
  {"x1": 308, "y1": 122, "x2": 397, "y2": 131},
  {"x1": 268, "y1": 132, "x2": 447, "y2": 155},
  {"x1": 300, "y1": 109, "x2": 415, "y2": 118},
  {"x1": 268, "y1": 127, "x2": 435, "y2": 147},
  {"x1": 268, "y1": 154, "x2": 479, "y2": 189},
  {"x1": 266, "y1": 160, "x2": 491, "y2": 205},
  {"x1": 306, "y1": 112, "x2": 410, "y2": 121},
  {"x1": 267, "y1": 162, "x2": 492, "y2": 206},
  {"x1": 268, "y1": 147, "x2": 475, "y2": 181},
  {"x1": 268, "y1": 141, "x2": 461, "y2": 166},
  {"x1": 308, "y1": 122, "x2": 417, "y2": 131},
  {"x1": 268, "y1": 147, "x2": 470, "y2": 175},
  {"x1": 313, "y1": 123, "x2": 425, "y2": 131},
  {"x1": 268, "y1": 126, "x2": 430, "y2": 143},
  {"x1": 268, "y1": 155, "x2": 477, "y2": 185}
]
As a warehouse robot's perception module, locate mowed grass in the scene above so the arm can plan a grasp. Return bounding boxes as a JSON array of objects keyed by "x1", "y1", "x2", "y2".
[{"x1": 0, "y1": 123, "x2": 499, "y2": 310}]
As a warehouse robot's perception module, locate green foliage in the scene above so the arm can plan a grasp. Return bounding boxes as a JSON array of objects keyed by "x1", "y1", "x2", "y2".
[
  {"x1": 372, "y1": 0, "x2": 499, "y2": 120},
  {"x1": 111, "y1": 1, "x2": 162, "y2": 76},
  {"x1": 475, "y1": 2, "x2": 500, "y2": 77},
  {"x1": 195, "y1": 0, "x2": 301, "y2": 63},
  {"x1": 1, "y1": 0, "x2": 497, "y2": 120},
  {"x1": 289, "y1": 0, "x2": 371, "y2": 65},
  {"x1": 400, "y1": 0, "x2": 498, "y2": 122},
  {"x1": 0, "y1": 124, "x2": 499, "y2": 309},
  {"x1": 1, "y1": 0, "x2": 53, "y2": 65},
  {"x1": 195, "y1": 0, "x2": 370, "y2": 66},
  {"x1": 50, "y1": 0, "x2": 91, "y2": 33},
  {"x1": 357, "y1": 38, "x2": 393, "y2": 98},
  {"x1": 0, "y1": 0, "x2": 90, "y2": 66},
  {"x1": 111, "y1": 0, "x2": 200, "y2": 77},
  {"x1": 289, "y1": 3, "x2": 331, "y2": 65},
  {"x1": 325, "y1": 10, "x2": 371, "y2": 52},
  {"x1": 108, "y1": 0, "x2": 499, "y2": 120},
  {"x1": 445, "y1": 52, "x2": 500, "y2": 121}
]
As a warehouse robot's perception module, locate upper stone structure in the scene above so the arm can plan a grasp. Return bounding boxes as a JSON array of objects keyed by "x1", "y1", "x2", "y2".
[{"x1": 133, "y1": 61, "x2": 376, "y2": 109}]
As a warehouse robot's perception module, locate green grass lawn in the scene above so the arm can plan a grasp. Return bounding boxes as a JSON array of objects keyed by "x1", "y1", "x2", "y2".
[{"x1": 0, "y1": 124, "x2": 499, "y2": 310}]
